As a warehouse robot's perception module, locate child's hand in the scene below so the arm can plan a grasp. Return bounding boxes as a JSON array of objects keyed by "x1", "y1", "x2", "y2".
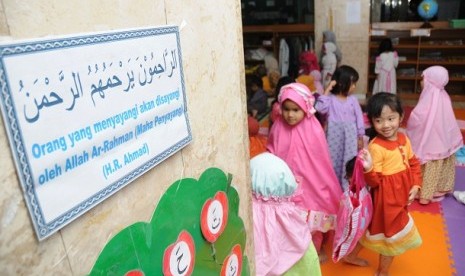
[
  {"x1": 408, "y1": 185, "x2": 421, "y2": 205},
  {"x1": 357, "y1": 137, "x2": 364, "y2": 151},
  {"x1": 358, "y1": 149, "x2": 372, "y2": 171},
  {"x1": 324, "y1": 80, "x2": 336, "y2": 95}
]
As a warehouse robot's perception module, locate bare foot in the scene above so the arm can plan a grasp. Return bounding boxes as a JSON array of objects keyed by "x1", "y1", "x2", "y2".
[
  {"x1": 419, "y1": 198, "x2": 430, "y2": 205},
  {"x1": 318, "y1": 250, "x2": 328, "y2": 263},
  {"x1": 431, "y1": 195, "x2": 445, "y2": 202},
  {"x1": 343, "y1": 256, "x2": 369, "y2": 266},
  {"x1": 433, "y1": 191, "x2": 449, "y2": 197}
]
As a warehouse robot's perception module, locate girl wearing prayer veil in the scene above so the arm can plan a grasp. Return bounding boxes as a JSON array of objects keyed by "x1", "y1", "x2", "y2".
[
  {"x1": 251, "y1": 152, "x2": 321, "y2": 276},
  {"x1": 407, "y1": 66, "x2": 463, "y2": 204},
  {"x1": 267, "y1": 82, "x2": 342, "y2": 262},
  {"x1": 321, "y1": 42, "x2": 338, "y2": 89},
  {"x1": 322, "y1": 30, "x2": 342, "y2": 66}
]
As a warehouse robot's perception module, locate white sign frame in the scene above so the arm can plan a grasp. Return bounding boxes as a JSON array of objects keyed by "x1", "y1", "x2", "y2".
[
  {"x1": 410, "y1": 28, "x2": 431, "y2": 37},
  {"x1": 0, "y1": 26, "x2": 192, "y2": 240}
]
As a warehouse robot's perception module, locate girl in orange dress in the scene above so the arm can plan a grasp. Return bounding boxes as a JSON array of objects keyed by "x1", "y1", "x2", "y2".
[{"x1": 358, "y1": 92, "x2": 422, "y2": 276}]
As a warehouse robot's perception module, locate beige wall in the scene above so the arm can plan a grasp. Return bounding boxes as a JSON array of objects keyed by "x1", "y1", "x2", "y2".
[
  {"x1": 0, "y1": 1, "x2": 254, "y2": 275},
  {"x1": 315, "y1": 0, "x2": 370, "y2": 98}
]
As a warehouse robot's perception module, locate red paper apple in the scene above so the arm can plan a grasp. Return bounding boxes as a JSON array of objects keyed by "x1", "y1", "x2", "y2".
[
  {"x1": 220, "y1": 244, "x2": 242, "y2": 276},
  {"x1": 125, "y1": 270, "x2": 144, "y2": 276},
  {"x1": 200, "y1": 191, "x2": 229, "y2": 243},
  {"x1": 162, "y1": 230, "x2": 195, "y2": 276}
]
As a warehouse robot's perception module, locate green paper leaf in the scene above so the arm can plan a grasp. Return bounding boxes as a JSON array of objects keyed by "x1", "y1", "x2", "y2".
[{"x1": 89, "y1": 167, "x2": 250, "y2": 276}]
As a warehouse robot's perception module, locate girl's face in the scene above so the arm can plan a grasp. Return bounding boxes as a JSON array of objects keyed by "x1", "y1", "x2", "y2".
[
  {"x1": 372, "y1": 105, "x2": 403, "y2": 141},
  {"x1": 282, "y1": 99, "x2": 305, "y2": 126},
  {"x1": 348, "y1": 81, "x2": 357, "y2": 95}
]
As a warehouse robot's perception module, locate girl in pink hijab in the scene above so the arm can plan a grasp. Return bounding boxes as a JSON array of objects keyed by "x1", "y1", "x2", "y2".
[
  {"x1": 267, "y1": 82, "x2": 342, "y2": 262},
  {"x1": 407, "y1": 66, "x2": 463, "y2": 204},
  {"x1": 299, "y1": 51, "x2": 320, "y2": 75}
]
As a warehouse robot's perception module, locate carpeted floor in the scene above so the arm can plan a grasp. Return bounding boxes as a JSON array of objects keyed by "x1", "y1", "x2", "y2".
[
  {"x1": 441, "y1": 166, "x2": 465, "y2": 276},
  {"x1": 321, "y1": 166, "x2": 465, "y2": 276}
]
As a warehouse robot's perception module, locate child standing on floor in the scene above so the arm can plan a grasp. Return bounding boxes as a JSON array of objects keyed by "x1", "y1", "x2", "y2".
[
  {"x1": 407, "y1": 66, "x2": 463, "y2": 204},
  {"x1": 299, "y1": 50, "x2": 320, "y2": 75},
  {"x1": 358, "y1": 92, "x2": 423, "y2": 276},
  {"x1": 267, "y1": 82, "x2": 342, "y2": 262},
  {"x1": 248, "y1": 114, "x2": 268, "y2": 158},
  {"x1": 251, "y1": 152, "x2": 321, "y2": 276},
  {"x1": 315, "y1": 65, "x2": 365, "y2": 190},
  {"x1": 322, "y1": 30, "x2": 343, "y2": 66},
  {"x1": 372, "y1": 38, "x2": 398, "y2": 95},
  {"x1": 321, "y1": 42, "x2": 338, "y2": 88},
  {"x1": 247, "y1": 75, "x2": 268, "y2": 119}
]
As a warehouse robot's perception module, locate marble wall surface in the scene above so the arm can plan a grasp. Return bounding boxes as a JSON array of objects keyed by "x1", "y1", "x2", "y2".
[
  {"x1": 0, "y1": 0, "x2": 254, "y2": 275},
  {"x1": 315, "y1": 0, "x2": 370, "y2": 98}
]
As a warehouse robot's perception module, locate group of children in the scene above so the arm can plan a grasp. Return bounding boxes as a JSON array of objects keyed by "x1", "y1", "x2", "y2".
[
  {"x1": 249, "y1": 39, "x2": 463, "y2": 275},
  {"x1": 247, "y1": 31, "x2": 343, "y2": 122}
]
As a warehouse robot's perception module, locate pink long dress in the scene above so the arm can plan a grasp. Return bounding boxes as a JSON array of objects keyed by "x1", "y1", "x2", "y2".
[
  {"x1": 267, "y1": 83, "x2": 342, "y2": 234},
  {"x1": 251, "y1": 152, "x2": 317, "y2": 276},
  {"x1": 407, "y1": 65, "x2": 463, "y2": 163},
  {"x1": 407, "y1": 66, "x2": 463, "y2": 202}
]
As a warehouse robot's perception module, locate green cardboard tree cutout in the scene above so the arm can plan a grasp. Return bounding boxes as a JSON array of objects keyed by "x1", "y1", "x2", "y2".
[{"x1": 89, "y1": 167, "x2": 249, "y2": 276}]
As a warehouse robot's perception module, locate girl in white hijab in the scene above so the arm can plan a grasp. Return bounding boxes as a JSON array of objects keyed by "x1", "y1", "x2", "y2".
[
  {"x1": 321, "y1": 42, "x2": 337, "y2": 88},
  {"x1": 323, "y1": 30, "x2": 342, "y2": 65}
]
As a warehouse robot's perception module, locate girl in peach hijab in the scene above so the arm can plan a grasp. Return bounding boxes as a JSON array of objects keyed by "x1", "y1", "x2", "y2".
[{"x1": 407, "y1": 66, "x2": 463, "y2": 204}]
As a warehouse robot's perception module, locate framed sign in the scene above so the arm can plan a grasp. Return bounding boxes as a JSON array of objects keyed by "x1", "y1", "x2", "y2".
[{"x1": 0, "y1": 26, "x2": 192, "y2": 240}]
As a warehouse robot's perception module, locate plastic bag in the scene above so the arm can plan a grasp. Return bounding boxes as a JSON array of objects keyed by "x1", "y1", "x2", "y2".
[{"x1": 332, "y1": 155, "x2": 373, "y2": 262}]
